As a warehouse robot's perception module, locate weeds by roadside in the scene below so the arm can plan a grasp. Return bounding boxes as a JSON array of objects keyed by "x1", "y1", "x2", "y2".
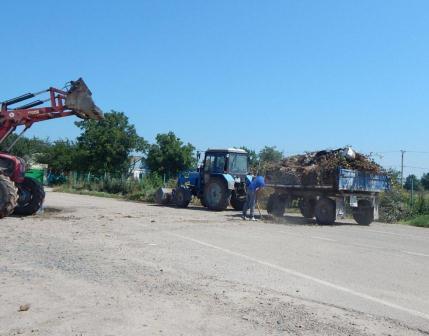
[
  {"x1": 405, "y1": 215, "x2": 429, "y2": 228},
  {"x1": 379, "y1": 182, "x2": 429, "y2": 227},
  {"x1": 52, "y1": 172, "x2": 172, "y2": 202}
]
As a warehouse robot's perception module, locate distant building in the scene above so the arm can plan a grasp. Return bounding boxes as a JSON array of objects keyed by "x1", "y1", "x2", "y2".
[{"x1": 129, "y1": 156, "x2": 148, "y2": 180}]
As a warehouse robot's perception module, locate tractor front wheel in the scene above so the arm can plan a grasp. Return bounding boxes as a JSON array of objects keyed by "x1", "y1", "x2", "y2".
[
  {"x1": 0, "y1": 175, "x2": 18, "y2": 218},
  {"x1": 14, "y1": 177, "x2": 45, "y2": 216},
  {"x1": 204, "y1": 178, "x2": 231, "y2": 211},
  {"x1": 174, "y1": 187, "x2": 192, "y2": 208}
]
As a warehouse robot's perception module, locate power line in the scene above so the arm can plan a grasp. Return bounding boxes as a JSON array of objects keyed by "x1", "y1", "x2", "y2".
[
  {"x1": 373, "y1": 150, "x2": 429, "y2": 155},
  {"x1": 404, "y1": 151, "x2": 429, "y2": 154},
  {"x1": 404, "y1": 165, "x2": 429, "y2": 171}
]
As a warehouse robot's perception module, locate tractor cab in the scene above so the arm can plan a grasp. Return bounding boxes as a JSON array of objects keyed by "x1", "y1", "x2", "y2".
[{"x1": 202, "y1": 148, "x2": 249, "y2": 178}]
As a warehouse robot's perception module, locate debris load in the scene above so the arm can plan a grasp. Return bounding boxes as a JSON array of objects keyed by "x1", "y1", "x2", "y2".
[{"x1": 266, "y1": 147, "x2": 383, "y2": 186}]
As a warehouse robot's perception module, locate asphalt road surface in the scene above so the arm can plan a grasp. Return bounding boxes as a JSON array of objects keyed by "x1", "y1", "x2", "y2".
[{"x1": 0, "y1": 191, "x2": 428, "y2": 335}]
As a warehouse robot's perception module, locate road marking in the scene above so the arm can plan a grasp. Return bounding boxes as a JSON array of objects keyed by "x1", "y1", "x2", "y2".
[
  {"x1": 402, "y1": 251, "x2": 429, "y2": 258},
  {"x1": 169, "y1": 232, "x2": 429, "y2": 321},
  {"x1": 311, "y1": 236, "x2": 337, "y2": 242}
]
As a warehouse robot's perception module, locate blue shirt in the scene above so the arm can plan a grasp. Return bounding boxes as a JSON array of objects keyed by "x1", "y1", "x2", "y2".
[{"x1": 248, "y1": 176, "x2": 265, "y2": 191}]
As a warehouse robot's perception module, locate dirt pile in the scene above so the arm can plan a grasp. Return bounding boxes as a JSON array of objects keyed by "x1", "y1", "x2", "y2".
[{"x1": 266, "y1": 147, "x2": 383, "y2": 186}]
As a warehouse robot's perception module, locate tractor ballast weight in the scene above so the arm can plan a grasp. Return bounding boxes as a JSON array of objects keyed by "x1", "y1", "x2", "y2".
[
  {"x1": 0, "y1": 78, "x2": 103, "y2": 218},
  {"x1": 157, "y1": 148, "x2": 252, "y2": 211}
]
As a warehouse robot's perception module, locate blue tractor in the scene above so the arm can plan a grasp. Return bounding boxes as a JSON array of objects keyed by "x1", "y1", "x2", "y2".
[{"x1": 156, "y1": 148, "x2": 252, "y2": 211}]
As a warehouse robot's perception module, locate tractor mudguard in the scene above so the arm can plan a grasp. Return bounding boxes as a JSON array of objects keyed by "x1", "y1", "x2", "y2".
[{"x1": 222, "y1": 174, "x2": 235, "y2": 190}]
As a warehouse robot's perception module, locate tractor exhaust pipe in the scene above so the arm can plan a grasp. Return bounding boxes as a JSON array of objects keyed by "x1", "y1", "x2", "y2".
[{"x1": 65, "y1": 78, "x2": 104, "y2": 120}]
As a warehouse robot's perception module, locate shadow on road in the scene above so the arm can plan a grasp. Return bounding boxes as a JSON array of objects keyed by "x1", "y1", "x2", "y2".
[
  {"x1": 227, "y1": 212, "x2": 360, "y2": 227},
  {"x1": 149, "y1": 203, "x2": 361, "y2": 226},
  {"x1": 148, "y1": 203, "x2": 237, "y2": 213}
]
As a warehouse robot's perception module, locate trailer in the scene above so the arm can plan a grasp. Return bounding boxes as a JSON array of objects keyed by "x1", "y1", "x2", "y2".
[{"x1": 266, "y1": 168, "x2": 390, "y2": 225}]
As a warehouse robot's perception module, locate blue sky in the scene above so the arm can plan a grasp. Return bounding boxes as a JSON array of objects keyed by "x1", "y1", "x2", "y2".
[{"x1": 1, "y1": 1, "x2": 428, "y2": 176}]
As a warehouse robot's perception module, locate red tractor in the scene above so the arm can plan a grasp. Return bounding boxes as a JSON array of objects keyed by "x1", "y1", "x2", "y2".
[{"x1": 0, "y1": 78, "x2": 103, "y2": 218}]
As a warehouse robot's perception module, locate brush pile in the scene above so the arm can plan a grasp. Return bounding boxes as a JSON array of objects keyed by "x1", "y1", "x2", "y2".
[{"x1": 266, "y1": 147, "x2": 383, "y2": 186}]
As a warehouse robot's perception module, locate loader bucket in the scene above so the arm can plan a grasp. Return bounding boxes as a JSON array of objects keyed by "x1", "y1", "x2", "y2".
[{"x1": 65, "y1": 78, "x2": 104, "y2": 120}]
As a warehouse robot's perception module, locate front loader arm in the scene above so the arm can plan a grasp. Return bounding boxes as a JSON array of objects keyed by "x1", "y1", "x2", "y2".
[{"x1": 0, "y1": 78, "x2": 103, "y2": 144}]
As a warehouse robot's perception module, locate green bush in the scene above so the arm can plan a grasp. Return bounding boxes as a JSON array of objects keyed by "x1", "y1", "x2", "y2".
[
  {"x1": 55, "y1": 171, "x2": 168, "y2": 202},
  {"x1": 128, "y1": 173, "x2": 164, "y2": 202},
  {"x1": 379, "y1": 187, "x2": 410, "y2": 223},
  {"x1": 406, "y1": 215, "x2": 429, "y2": 228}
]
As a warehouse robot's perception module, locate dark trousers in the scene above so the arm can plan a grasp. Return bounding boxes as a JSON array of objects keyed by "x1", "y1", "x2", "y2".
[{"x1": 242, "y1": 189, "x2": 256, "y2": 217}]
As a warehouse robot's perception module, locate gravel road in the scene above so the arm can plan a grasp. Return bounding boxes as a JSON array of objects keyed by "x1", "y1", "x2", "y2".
[{"x1": 1, "y1": 191, "x2": 428, "y2": 335}]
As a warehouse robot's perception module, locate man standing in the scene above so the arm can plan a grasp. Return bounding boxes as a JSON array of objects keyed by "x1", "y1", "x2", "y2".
[{"x1": 242, "y1": 175, "x2": 266, "y2": 221}]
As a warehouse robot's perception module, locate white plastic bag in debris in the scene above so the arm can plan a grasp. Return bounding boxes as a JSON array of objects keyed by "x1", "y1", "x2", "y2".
[{"x1": 341, "y1": 147, "x2": 356, "y2": 160}]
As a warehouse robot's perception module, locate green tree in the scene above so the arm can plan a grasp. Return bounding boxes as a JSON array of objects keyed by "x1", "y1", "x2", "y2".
[
  {"x1": 37, "y1": 140, "x2": 77, "y2": 173},
  {"x1": 404, "y1": 174, "x2": 422, "y2": 191},
  {"x1": 74, "y1": 111, "x2": 147, "y2": 175},
  {"x1": 259, "y1": 146, "x2": 283, "y2": 164},
  {"x1": 146, "y1": 131, "x2": 195, "y2": 178},
  {"x1": 421, "y1": 173, "x2": 429, "y2": 190},
  {"x1": 1, "y1": 134, "x2": 49, "y2": 162}
]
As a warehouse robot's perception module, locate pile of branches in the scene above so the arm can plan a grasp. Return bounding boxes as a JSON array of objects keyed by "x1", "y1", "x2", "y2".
[{"x1": 266, "y1": 147, "x2": 383, "y2": 186}]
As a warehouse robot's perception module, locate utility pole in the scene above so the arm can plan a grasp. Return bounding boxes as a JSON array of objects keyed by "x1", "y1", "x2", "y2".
[{"x1": 400, "y1": 150, "x2": 405, "y2": 187}]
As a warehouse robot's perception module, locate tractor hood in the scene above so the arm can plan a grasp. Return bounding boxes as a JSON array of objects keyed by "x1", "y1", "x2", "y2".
[{"x1": 65, "y1": 78, "x2": 104, "y2": 120}]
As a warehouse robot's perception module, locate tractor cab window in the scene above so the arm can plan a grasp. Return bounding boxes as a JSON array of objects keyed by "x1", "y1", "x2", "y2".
[
  {"x1": 204, "y1": 154, "x2": 227, "y2": 174},
  {"x1": 228, "y1": 153, "x2": 248, "y2": 174},
  {"x1": 204, "y1": 156, "x2": 214, "y2": 172},
  {"x1": 214, "y1": 156, "x2": 226, "y2": 173}
]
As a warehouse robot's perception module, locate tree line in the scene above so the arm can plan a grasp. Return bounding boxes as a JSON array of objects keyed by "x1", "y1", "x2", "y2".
[
  {"x1": 2, "y1": 110, "x2": 285, "y2": 178},
  {"x1": 403, "y1": 174, "x2": 429, "y2": 191}
]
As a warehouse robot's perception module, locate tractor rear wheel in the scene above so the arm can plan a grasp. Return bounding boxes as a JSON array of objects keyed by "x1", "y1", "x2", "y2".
[
  {"x1": 0, "y1": 175, "x2": 18, "y2": 218},
  {"x1": 315, "y1": 197, "x2": 336, "y2": 225},
  {"x1": 204, "y1": 178, "x2": 231, "y2": 211},
  {"x1": 352, "y1": 200, "x2": 374, "y2": 225},
  {"x1": 14, "y1": 177, "x2": 45, "y2": 216},
  {"x1": 174, "y1": 187, "x2": 192, "y2": 208},
  {"x1": 230, "y1": 191, "x2": 246, "y2": 211}
]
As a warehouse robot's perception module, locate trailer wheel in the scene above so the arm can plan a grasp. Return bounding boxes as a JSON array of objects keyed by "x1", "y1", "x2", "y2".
[
  {"x1": 0, "y1": 175, "x2": 18, "y2": 218},
  {"x1": 299, "y1": 198, "x2": 316, "y2": 218},
  {"x1": 352, "y1": 200, "x2": 374, "y2": 225},
  {"x1": 13, "y1": 177, "x2": 44, "y2": 216},
  {"x1": 174, "y1": 187, "x2": 192, "y2": 208},
  {"x1": 204, "y1": 178, "x2": 231, "y2": 211},
  {"x1": 230, "y1": 191, "x2": 246, "y2": 211},
  {"x1": 315, "y1": 197, "x2": 336, "y2": 225},
  {"x1": 267, "y1": 194, "x2": 286, "y2": 217}
]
